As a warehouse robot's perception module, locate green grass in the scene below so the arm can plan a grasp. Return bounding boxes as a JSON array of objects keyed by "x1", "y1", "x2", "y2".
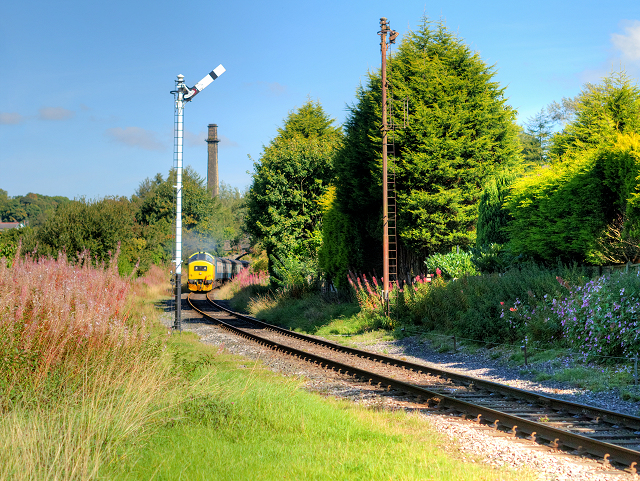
[{"x1": 103, "y1": 332, "x2": 535, "y2": 481}]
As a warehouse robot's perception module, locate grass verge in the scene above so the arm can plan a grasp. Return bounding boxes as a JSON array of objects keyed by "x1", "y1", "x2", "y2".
[
  {"x1": 218, "y1": 279, "x2": 640, "y2": 407},
  {"x1": 104, "y1": 329, "x2": 536, "y2": 481}
]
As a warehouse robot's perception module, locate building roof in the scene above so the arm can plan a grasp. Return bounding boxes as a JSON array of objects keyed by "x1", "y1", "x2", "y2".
[{"x1": 0, "y1": 222, "x2": 23, "y2": 230}]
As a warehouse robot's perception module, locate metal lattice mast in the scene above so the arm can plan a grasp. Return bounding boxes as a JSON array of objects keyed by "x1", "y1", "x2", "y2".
[
  {"x1": 173, "y1": 75, "x2": 185, "y2": 331},
  {"x1": 170, "y1": 65, "x2": 226, "y2": 331}
]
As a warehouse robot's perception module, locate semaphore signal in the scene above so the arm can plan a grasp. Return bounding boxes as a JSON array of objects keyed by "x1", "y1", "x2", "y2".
[{"x1": 170, "y1": 65, "x2": 225, "y2": 331}]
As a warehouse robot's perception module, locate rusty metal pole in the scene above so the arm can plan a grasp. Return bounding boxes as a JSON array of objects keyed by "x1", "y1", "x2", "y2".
[{"x1": 380, "y1": 18, "x2": 390, "y2": 311}]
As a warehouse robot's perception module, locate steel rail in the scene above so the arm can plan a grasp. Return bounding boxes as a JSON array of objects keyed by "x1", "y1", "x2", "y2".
[
  {"x1": 192, "y1": 294, "x2": 640, "y2": 471},
  {"x1": 206, "y1": 294, "x2": 640, "y2": 429}
]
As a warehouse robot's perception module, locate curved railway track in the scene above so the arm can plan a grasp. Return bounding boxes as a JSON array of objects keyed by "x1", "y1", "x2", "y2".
[{"x1": 188, "y1": 292, "x2": 640, "y2": 474}]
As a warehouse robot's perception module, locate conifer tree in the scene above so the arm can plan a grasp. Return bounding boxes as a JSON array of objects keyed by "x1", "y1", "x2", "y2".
[
  {"x1": 322, "y1": 17, "x2": 520, "y2": 283},
  {"x1": 245, "y1": 100, "x2": 342, "y2": 275}
]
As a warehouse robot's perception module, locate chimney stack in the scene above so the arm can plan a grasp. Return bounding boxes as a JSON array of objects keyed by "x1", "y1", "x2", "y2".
[{"x1": 206, "y1": 124, "x2": 219, "y2": 197}]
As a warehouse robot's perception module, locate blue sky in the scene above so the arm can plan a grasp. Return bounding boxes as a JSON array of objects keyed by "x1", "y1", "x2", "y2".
[{"x1": 1, "y1": 0, "x2": 639, "y2": 199}]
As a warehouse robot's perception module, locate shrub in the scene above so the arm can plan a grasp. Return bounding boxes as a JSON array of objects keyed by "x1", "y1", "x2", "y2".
[
  {"x1": 424, "y1": 249, "x2": 478, "y2": 279},
  {"x1": 269, "y1": 255, "x2": 318, "y2": 298},
  {"x1": 551, "y1": 271, "x2": 640, "y2": 358},
  {"x1": 348, "y1": 261, "x2": 589, "y2": 346},
  {"x1": 470, "y1": 243, "x2": 522, "y2": 273}
]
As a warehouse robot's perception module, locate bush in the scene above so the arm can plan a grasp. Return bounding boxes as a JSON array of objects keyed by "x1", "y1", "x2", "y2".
[
  {"x1": 551, "y1": 270, "x2": 640, "y2": 358},
  {"x1": 269, "y1": 255, "x2": 318, "y2": 298},
  {"x1": 470, "y1": 243, "x2": 521, "y2": 274},
  {"x1": 424, "y1": 249, "x2": 478, "y2": 279},
  {"x1": 347, "y1": 262, "x2": 590, "y2": 346}
]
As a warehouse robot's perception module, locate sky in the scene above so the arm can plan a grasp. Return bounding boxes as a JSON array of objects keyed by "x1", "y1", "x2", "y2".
[{"x1": 1, "y1": 0, "x2": 639, "y2": 200}]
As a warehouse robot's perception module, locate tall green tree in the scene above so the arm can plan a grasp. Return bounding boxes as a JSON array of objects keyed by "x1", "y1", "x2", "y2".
[
  {"x1": 519, "y1": 109, "x2": 554, "y2": 168},
  {"x1": 550, "y1": 71, "x2": 640, "y2": 159},
  {"x1": 245, "y1": 100, "x2": 342, "y2": 276},
  {"x1": 505, "y1": 72, "x2": 640, "y2": 263},
  {"x1": 322, "y1": 17, "x2": 520, "y2": 283}
]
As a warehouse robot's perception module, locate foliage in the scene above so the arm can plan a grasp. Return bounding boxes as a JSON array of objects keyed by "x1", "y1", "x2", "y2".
[
  {"x1": 550, "y1": 71, "x2": 640, "y2": 159},
  {"x1": 36, "y1": 196, "x2": 138, "y2": 270},
  {"x1": 320, "y1": 83, "x2": 381, "y2": 286},
  {"x1": 506, "y1": 132, "x2": 640, "y2": 263},
  {"x1": 344, "y1": 262, "x2": 589, "y2": 345},
  {"x1": 245, "y1": 100, "x2": 341, "y2": 276},
  {"x1": 136, "y1": 168, "x2": 247, "y2": 267},
  {"x1": 470, "y1": 243, "x2": 521, "y2": 274},
  {"x1": 388, "y1": 18, "x2": 520, "y2": 254},
  {"x1": 0, "y1": 189, "x2": 70, "y2": 227},
  {"x1": 518, "y1": 109, "x2": 555, "y2": 169},
  {"x1": 424, "y1": 248, "x2": 478, "y2": 279},
  {"x1": 324, "y1": 16, "x2": 521, "y2": 286},
  {"x1": 269, "y1": 254, "x2": 318, "y2": 298},
  {"x1": 598, "y1": 132, "x2": 640, "y2": 237},
  {"x1": 505, "y1": 149, "x2": 605, "y2": 263},
  {"x1": 0, "y1": 227, "x2": 37, "y2": 267},
  {"x1": 550, "y1": 271, "x2": 640, "y2": 358},
  {"x1": 317, "y1": 186, "x2": 359, "y2": 290},
  {"x1": 596, "y1": 213, "x2": 640, "y2": 264},
  {"x1": 2, "y1": 166, "x2": 247, "y2": 276},
  {"x1": 476, "y1": 169, "x2": 518, "y2": 247}
]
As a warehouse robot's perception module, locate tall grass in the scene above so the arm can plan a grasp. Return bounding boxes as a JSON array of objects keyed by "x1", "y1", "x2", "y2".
[
  {"x1": 0, "y1": 250, "x2": 176, "y2": 480},
  {"x1": 216, "y1": 266, "x2": 271, "y2": 312}
]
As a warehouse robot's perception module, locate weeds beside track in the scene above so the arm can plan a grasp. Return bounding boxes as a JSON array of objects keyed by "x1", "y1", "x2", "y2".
[{"x1": 192, "y1": 292, "x2": 640, "y2": 474}]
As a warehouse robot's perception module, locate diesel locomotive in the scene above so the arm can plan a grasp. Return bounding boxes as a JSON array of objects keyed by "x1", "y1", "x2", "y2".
[{"x1": 186, "y1": 251, "x2": 249, "y2": 292}]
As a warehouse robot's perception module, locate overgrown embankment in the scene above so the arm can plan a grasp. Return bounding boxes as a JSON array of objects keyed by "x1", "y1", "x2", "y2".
[
  {"x1": 1, "y1": 254, "x2": 535, "y2": 480},
  {"x1": 0, "y1": 252, "x2": 175, "y2": 480}
]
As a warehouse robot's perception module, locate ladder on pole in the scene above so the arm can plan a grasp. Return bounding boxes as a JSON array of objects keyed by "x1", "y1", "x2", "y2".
[{"x1": 387, "y1": 133, "x2": 398, "y2": 288}]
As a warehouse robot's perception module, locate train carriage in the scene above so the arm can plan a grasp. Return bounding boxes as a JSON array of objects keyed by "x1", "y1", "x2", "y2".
[{"x1": 187, "y1": 251, "x2": 249, "y2": 292}]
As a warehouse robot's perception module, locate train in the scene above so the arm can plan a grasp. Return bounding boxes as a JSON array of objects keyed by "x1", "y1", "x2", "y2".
[{"x1": 186, "y1": 251, "x2": 250, "y2": 292}]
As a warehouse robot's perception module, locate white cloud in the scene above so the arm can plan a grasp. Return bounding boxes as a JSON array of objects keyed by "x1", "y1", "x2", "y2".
[
  {"x1": 612, "y1": 20, "x2": 640, "y2": 62},
  {"x1": 184, "y1": 130, "x2": 206, "y2": 148},
  {"x1": 105, "y1": 126, "x2": 166, "y2": 151},
  {"x1": 220, "y1": 135, "x2": 239, "y2": 148},
  {"x1": 39, "y1": 107, "x2": 75, "y2": 121},
  {"x1": 183, "y1": 130, "x2": 239, "y2": 148},
  {"x1": 243, "y1": 81, "x2": 288, "y2": 96},
  {"x1": 0, "y1": 112, "x2": 25, "y2": 124}
]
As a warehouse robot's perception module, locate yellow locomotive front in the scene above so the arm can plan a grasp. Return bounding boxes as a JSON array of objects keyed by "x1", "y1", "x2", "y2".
[{"x1": 187, "y1": 252, "x2": 215, "y2": 292}]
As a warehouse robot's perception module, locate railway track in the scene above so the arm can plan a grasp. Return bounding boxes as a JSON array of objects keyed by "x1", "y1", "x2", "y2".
[{"x1": 188, "y1": 292, "x2": 640, "y2": 474}]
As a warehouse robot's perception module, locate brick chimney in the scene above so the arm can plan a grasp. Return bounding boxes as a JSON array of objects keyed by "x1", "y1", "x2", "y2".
[{"x1": 206, "y1": 124, "x2": 219, "y2": 197}]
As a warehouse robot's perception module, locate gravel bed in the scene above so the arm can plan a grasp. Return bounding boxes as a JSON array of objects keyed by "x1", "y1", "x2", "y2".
[
  {"x1": 355, "y1": 336, "x2": 640, "y2": 418},
  {"x1": 160, "y1": 300, "x2": 639, "y2": 480}
]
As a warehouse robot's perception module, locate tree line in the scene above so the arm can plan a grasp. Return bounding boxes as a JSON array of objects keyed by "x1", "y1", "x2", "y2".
[
  {"x1": 246, "y1": 16, "x2": 640, "y2": 290},
  {"x1": 3, "y1": 14, "x2": 639, "y2": 284},
  {"x1": 0, "y1": 170, "x2": 246, "y2": 275}
]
